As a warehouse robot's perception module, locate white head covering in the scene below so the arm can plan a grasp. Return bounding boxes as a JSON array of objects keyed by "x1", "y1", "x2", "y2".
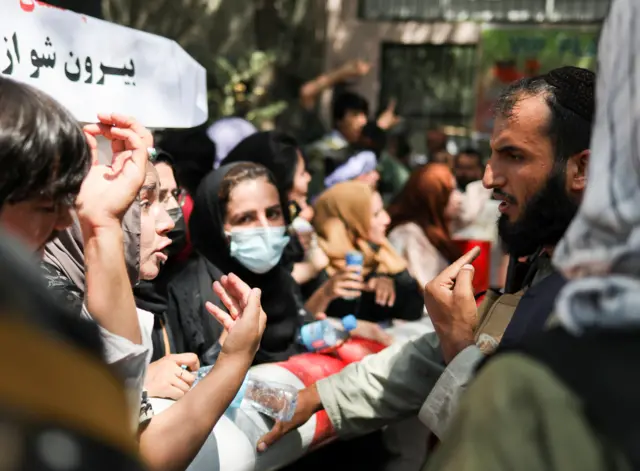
[
  {"x1": 553, "y1": 0, "x2": 640, "y2": 334},
  {"x1": 324, "y1": 150, "x2": 377, "y2": 188},
  {"x1": 207, "y1": 117, "x2": 257, "y2": 169}
]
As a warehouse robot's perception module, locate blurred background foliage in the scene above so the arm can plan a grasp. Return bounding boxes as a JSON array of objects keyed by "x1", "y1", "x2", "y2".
[{"x1": 102, "y1": 0, "x2": 328, "y2": 127}]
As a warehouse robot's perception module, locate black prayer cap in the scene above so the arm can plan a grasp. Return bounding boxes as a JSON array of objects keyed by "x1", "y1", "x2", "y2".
[{"x1": 543, "y1": 66, "x2": 596, "y2": 123}]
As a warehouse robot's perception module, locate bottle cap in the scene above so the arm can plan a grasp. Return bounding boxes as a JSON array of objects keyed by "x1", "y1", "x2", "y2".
[
  {"x1": 341, "y1": 314, "x2": 357, "y2": 332},
  {"x1": 230, "y1": 375, "x2": 249, "y2": 408}
]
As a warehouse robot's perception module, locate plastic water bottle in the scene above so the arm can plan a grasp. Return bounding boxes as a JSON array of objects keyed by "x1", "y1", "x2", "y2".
[
  {"x1": 191, "y1": 365, "x2": 214, "y2": 388},
  {"x1": 231, "y1": 376, "x2": 298, "y2": 422},
  {"x1": 343, "y1": 250, "x2": 364, "y2": 300},
  {"x1": 298, "y1": 314, "x2": 358, "y2": 352},
  {"x1": 191, "y1": 368, "x2": 298, "y2": 422},
  {"x1": 345, "y1": 250, "x2": 364, "y2": 270}
]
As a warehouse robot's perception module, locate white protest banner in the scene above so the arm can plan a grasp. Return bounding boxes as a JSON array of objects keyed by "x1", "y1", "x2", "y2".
[{"x1": 1, "y1": 0, "x2": 208, "y2": 128}]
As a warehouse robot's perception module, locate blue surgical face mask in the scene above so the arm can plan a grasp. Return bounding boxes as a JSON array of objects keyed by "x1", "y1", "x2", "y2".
[{"x1": 226, "y1": 226, "x2": 290, "y2": 274}]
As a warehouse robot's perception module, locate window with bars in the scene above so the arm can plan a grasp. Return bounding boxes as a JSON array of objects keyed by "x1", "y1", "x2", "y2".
[
  {"x1": 379, "y1": 43, "x2": 478, "y2": 150},
  {"x1": 360, "y1": 0, "x2": 611, "y2": 22}
]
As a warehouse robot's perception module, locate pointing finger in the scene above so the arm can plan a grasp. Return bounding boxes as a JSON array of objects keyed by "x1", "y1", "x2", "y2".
[{"x1": 439, "y1": 247, "x2": 481, "y2": 281}]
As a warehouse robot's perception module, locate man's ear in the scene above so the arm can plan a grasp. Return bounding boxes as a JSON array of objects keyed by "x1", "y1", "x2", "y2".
[{"x1": 566, "y1": 149, "x2": 589, "y2": 192}]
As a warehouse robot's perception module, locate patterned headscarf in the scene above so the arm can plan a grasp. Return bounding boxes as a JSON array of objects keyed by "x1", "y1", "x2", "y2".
[{"x1": 553, "y1": 0, "x2": 640, "y2": 334}]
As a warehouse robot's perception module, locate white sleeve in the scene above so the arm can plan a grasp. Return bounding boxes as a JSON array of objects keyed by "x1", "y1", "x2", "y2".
[{"x1": 80, "y1": 305, "x2": 154, "y2": 428}]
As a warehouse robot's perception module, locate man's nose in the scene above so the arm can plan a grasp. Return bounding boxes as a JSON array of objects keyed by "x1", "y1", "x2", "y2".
[{"x1": 482, "y1": 163, "x2": 506, "y2": 189}]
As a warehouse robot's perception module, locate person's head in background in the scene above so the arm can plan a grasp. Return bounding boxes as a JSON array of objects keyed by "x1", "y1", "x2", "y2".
[
  {"x1": 430, "y1": 150, "x2": 454, "y2": 169},
  {"x1": 156, "y1": 124, "x2": 216, "y2": 198},
  {"x1": 325, "y1": 122, "x2": 381, "y2": 190},
  {"x1": 426, "y1": 129, "x2": 448, "y2": 157},
  {"x1": 388, "y1": 163, "x2": 463, "y2": 262},
  {"x1": 222, "y1": 131, "x2": 311, "y2": 215},
  {"x1": 207, "y1": 117, "x2": 258, "y2": 169},
  {"x1": 332, "y1": 91, "x2": 369, "y2": 145},
  {"x1": 313, "y1": 181, "x2": 407, "y2": 277},
  {"x1": 454, "y1": 148, "x2": 484, "y2": 191},
  {"x1": 152, "y1": 150, "x2": 188, "y2": 259},
  {"x1": 314, "y1": 181, "x2": 390, "y2": 247},
  {"x1": 0, "y1": 77, "x2": 91, "y2": 254},
  {"x1": 190, "y1": 162, "x2": 290, "y2": 275},
  {"x1": 138, "y1": 162, "x2": 175, "y2": 280},
  {"x1": 154, "y1": 151, "x2": 181, "y2": 211},
  {"x1": 324, "y1": 149, "x2": 380, "y2": 190},
  {"x1": 486, "y1": 66, "x2": 594, "y2": 257}
]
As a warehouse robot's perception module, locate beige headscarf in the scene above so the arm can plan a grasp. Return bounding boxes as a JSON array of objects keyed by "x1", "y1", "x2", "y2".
[
  {"x1": 44, "y1": 148, "x2": 142, "y2": 288},
  {"x1": 313, "y1": 181, "x2": 407, "y2": 277}
]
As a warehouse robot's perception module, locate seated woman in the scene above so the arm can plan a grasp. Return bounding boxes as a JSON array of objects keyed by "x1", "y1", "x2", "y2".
[
  {"x1": 167, "y1": 162, "x2": 308, "y2": 365},
  {"x1": 308, "y1": 181, "x2": 424, "y2": 324},
  {"x1": 222, "y1": 132, "x2": 393, "y2": 346},
  {"x1": 222, "y1": 131, "x2": 329, "y2": 284},
  {"x1": 387, "y1": 163, "x2": 463, "y2": 287}
]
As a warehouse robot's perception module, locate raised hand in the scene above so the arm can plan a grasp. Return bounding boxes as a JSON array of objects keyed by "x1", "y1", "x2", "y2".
[
  {"x1": 342, "y1": 59, "x2": 371, "y2": 78},
  {"x1": 205, "y1": 273, "x2": 267, "y2": 359},
  {"x1": 376, "y1": 98, "x2": 402, "y2": 130},
  {"x1": 423, "y1": 247, "x2": 481, "y2": 363},
  {"x1": 76, "y1": 113, "x2": 153, "y2": 230}
]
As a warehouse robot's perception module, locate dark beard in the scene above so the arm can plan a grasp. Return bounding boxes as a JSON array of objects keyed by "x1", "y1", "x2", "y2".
[{"x1": 498, "y1": 167, "x2": 579, "y2": 258}]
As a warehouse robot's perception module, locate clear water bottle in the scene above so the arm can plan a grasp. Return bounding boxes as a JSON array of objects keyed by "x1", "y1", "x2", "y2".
[
  {"x1": 191, "y1": 365, "x2": 214, "y2": 388},
  {"x1": 191, "y1": 368, "x2": 298, "y2": 422},
  {"x1": 230, "y1": 376, "x2": 298, "y2": 422},
  {"x1": 298, "y1": 314, "x2": 358, "y2": 352}
]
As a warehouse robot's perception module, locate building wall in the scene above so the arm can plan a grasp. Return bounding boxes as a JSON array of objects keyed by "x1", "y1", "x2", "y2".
[
  {"x1": 323, "y1": 0, "x2": 479, "y2": 111},
  {"x1": 323, "y1": 0, "x2": 608, "y2": 114}
]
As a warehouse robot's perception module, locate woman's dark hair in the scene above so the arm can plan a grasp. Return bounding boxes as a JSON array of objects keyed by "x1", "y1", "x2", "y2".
[
  {"x1": 0, "y1": 77, "x2": 91, "y2": 208},
  {"x1": 222, "y1": 131, "x2": 301, "y2": 194},
  {"x1": 156, "y1": 124, "x2": 216, "y2": 197},
  {"x1": 218, "y1": 162, "x2": 279, "y2": 217},
  {"x1": 332, "y1": 91, "x2": 369, "y2": 127}
]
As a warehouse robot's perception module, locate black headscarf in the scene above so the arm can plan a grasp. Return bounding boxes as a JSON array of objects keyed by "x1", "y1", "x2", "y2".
[
  {"x1": 222, "y1": 131, "x2": 306, "y2": 267},
  {"x1": 188, "y1": 162, "x2": 305, "y2": 364},
  {"x1": 223, "y1": 131, "x2": 300, "y2": 194}
]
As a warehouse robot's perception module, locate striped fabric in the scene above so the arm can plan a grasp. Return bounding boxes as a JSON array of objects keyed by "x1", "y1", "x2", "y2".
[{"x1": 553, "y1": 0, "x2": 640, "y2": 334}]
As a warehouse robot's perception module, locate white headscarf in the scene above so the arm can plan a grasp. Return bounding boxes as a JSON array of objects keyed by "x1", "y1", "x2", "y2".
[
  {"x1": 207, "y1": 117, "x2": 257, "y2": 169},
  {"x1": 553, "y1": 0, "x2": 640, "y2": 334},
  {"x1": 324, "y1": 150, "x2": 377, "y2": 188}
]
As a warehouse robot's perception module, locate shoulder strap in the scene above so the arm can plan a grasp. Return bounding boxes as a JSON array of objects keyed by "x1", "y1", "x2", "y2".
[{"x1": 474, "y1": 290, "x2": 523, "y2": 354}]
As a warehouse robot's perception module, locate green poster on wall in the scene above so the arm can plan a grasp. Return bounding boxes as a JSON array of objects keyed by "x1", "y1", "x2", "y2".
[{"x1": 474, "y1": 25, "x2": 600, "y2": 135}]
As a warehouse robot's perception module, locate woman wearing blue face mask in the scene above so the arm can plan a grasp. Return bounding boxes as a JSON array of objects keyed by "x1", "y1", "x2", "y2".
[{"x1": 166, "y1": 162, "x2": 308, "y2": 365}]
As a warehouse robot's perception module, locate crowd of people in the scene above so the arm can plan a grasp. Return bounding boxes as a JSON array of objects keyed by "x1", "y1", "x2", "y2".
[{"x1": 3, "y1": 0, "x2": 640, "y2": 470}]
